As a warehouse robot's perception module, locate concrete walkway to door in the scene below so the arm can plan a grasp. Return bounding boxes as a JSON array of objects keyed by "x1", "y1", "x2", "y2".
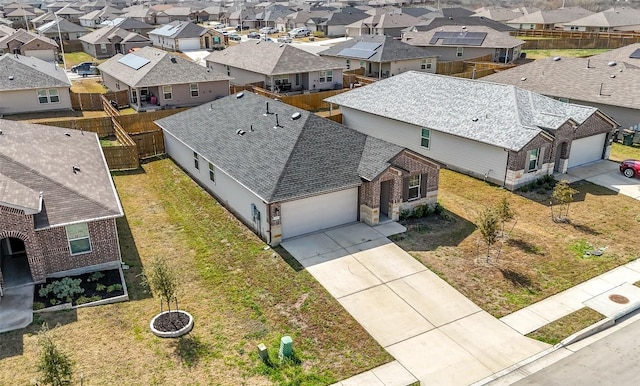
[{"x1": 282, "y1": 223, "x2": 549, "y2": 386}]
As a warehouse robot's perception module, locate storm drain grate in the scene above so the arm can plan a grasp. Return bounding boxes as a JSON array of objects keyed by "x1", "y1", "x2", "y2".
[{"x1": 609, "y1": 294, "x2": 630, "y2": 304}]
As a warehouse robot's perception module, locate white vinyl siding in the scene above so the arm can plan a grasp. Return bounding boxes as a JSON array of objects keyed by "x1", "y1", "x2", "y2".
[
  {"x1": 280, "y1": 188, "x2": 358, "y2": 239},
  {"x1": 568, "y1": 133, "x2": 606, "y2": 168},
  {"x1": 162, "y1": 85, "x2": 173, "y2": 100},
  {"x1": 37, "y1": 88, "x2": 59, "y2": 104}
]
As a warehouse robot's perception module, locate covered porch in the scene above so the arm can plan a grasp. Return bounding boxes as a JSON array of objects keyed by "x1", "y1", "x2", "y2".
[{"x1": 128, "y1": 86, "x2": 163, "y2": 112}]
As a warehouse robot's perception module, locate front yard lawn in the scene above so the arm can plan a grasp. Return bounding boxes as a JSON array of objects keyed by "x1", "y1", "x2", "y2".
[
  {"x1": 395, "y1": 169, "x2": 640, "y2": 318},
  {"x1": 0, "y1": 158, "x2": 390, "y2": 385},
  {"x1": 609, "y1": 142, "x2": 640, "y2": 162},
  {"x1": 522, "y1": 49, "x2": 610, "y2": 59}
]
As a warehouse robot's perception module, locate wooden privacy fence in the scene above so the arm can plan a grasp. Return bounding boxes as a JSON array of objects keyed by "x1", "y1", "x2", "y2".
[
  {"x1": 34, "y1": 116, "x2": 114, "y2": 137},
  {"x1": 436, "y1": 54, "x2": 493, "y2": 76},
  {"x1": 522, "y1": 37, "x2": 640, "y2": 50},
  {"x1": 71, "y1": 90, "x2": 128, "y2": 111},
  {"x1": 513, "y1": 29, "x2": 640, "y2": 39},
  {"x1": 281, "y1": 89, "x2": 348, "y2": 111},
  {"x1": 115, "y1": 108, "x2": 188, "y2": 134}
]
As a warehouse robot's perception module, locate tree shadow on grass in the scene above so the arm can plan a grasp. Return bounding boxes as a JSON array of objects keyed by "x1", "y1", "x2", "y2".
[
  {"x1": 116, "y1": 215, "x2": 151, "y2": 301},
  {"x1": 507, "y1": 238, "x2": 545, "y2": 256},
  {"x1": 170, "y1": 334, "x2": 211, "y2": 368},
  {"x1": 0, "y1": 310, "x2": 77, "y2": 360},
  {"x1": 570, "y1": 221, "x2": 601, "y2": 236},
  {"x1": 500, "y1": 268, "x2": 538, "y2": 292}
]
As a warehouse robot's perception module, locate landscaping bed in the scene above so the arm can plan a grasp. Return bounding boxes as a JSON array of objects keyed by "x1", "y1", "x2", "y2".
[{"x1": 33, "y1": 269, "x2": 124, "y2": 310}]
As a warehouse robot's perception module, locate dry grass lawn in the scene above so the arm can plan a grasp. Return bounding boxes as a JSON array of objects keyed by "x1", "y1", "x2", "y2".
[
  {"x1": 70, "y1": 79, "x2": 107, "y2": 94},
  {"x1": 609, "y1": 142, "x2": 640, "y2": 162},
  {"x1": 522, "y1": 49, "x2": 610, "y2": 59},
  {"x1": 0, "y1": 158, "x2": 390, "y2": 385},
  {"x1": 526, "y1": 308, "x2": 605, "y2": 345},
  {"x1": 395, "y1": 169, "x2": 640, "y2": 318},
  {"x1": 3, "y1": 110, "x2": 110, "y2": 122}
]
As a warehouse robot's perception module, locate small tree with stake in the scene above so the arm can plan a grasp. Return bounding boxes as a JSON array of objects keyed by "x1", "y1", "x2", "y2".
[
  {"x1": 551, "y1": 180, "x2": 578, "y2": 223},
  {"x1": 477, "y1": 207, "x2": 500, "y2": 264},
  {"x1": 495, "y1": 196, "x2": 516, "y2": 238},
  {"x1": 144, "y1": 257, "x2": 179, "y2": 322},
  {"x1": 36, "y1": 323, "x2": 74, "y2": 386}
]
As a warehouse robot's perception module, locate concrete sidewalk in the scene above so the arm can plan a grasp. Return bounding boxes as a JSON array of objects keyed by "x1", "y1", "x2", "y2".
[
  {"x1": 501, "y1": 258, "x2": 640, "y2": 335},
  {"x1": 282, "y1": 223, "x2": 548, "y2": 386}
]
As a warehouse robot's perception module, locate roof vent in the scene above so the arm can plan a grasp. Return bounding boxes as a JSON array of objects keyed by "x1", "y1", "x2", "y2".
[
  {"x1": 608, "y1": 61, "x2": 617, "y2": 67},
  {"x1": 170, "y1": 57, "x2": 177, "y2": 63},
  {"x1": 471, "y1": 118, "x2": 478, "y2": 122},
  {"x1": 552, "y1": 56, "x2": 561, "y2": 61},
  {"x1": 8, "y1": 75, "x2": 13, "y2": 80},
  {"x1": 72, "y1": 165, "x2": 81, "y2": 174},
  {"x1": 263, "y1": 101, "x2": 273, "y2": 116},
  {"x1": 236, "y1": 92, "x2": 244, "y2": 99},
  {"x1": 291, "y1": 112, "x2": 302, "y2": 120},
  {"x1": 235, "y1": 129, "x2": 246, "y2": 136},
  {"x1": 610, "y1": 74, "x2": 616, "y2": 78},
  {"x1": 274, "y1": 113, "x2": 282, "y2": 128},
  {"x1": 256, "y1": 39, "x2": 260, "y2": 44},
  {"x1": 65, "y1": 133, "x2": 71, "y2": 137},
  {"x1": 279, "y1": 43, "x2": 284, "y2": 47},
  {"x1": 520, "y1": 77, "x2": 526, "y2": 81}
]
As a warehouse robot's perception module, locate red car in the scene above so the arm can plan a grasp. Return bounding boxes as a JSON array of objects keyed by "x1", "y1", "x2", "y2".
[{"x1": 620, "y1": 159, "x2": 640, "y2": 178}]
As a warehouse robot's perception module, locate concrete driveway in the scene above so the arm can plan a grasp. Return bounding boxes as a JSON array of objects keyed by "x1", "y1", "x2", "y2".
[
  {"x1": 282, "y1": 223, "x2": 549, "y2": 385},
  {"x1": 564, "y1": 160, "x2": 640, "y2": 200}
]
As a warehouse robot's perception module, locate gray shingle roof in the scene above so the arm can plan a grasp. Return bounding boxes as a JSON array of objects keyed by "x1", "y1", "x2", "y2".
[
  {"x1": 0, "y1": 54, "x2": 70, "y2": 91},
  {"x1": 0, "y1": 175, "x2": 40, "y2": 213},
  {"x1": 148, "y1": 20, "x2": 207, "y2": 39},
  {"x1": 37, "y1": 18, "x2": 88, "y2": 33},
  {"x1": 325, "y1": 71, "x2": 598, "y2": 151},
  {"x1": 0, "y1": 120, "x2": 123, "y2": 227},
  {"x1": 80, "y1": 25, "x2": 148, "y2": 44},
  {"x1": 155, "y1": 92, "x2": 404, "y2": 202},
  {"x1": 98, "y1": 46, "x2": 230, "y2": 88},
  {"x1": 403, "y1": 25, "x2": 524, "y2": 49},
  {"x1": 563, "y1": 7, "x2": 640, "y2": 28},
  {"x1": 205, "y1": 41, "x2": 343, "y2": 76},
  {"x1": 319, "y1": 34, "x2": 438, "y2": 62},
  {"x1": 590, "y1": 43, "x2": 640, "y2": 63},
  {"x1": 483, "y1": 56, "x2": 640, "y2": 111},
  {"x1": 507, "y1": 7, "x2": 593, "y2": 24}
]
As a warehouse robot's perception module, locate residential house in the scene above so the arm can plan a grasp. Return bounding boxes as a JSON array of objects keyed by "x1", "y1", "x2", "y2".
[
  {"x1": 155, "y1": 92, "x2": 440, "y2": 244},
  {"x1": 472, "y1": 6, "x2": 527, "y2": 22},
  {"x1": 409, "y1": 15, "x2": 516, "y2": 33},
  {"x1": 402, "y1": 25, "x2": 524, "y2": 63},
  {"x1": 0, "y1": 29, "x2": 59, "y2": 62},
  {"x1": 43, "y1": 2, "x2": 72, "y2": 14},
  {"x1": 52, "y1": 5, "x2": 84, "y2": 24},
  {"x1": 0, "y1": 54, "x2": 71, "y2": 115},
  {"x1": 248, "y1": 5, "x2": 292, "y2": 30},
  {"x1": 315, "y1": 8, "x2": 369, "y2": 37},
  {"x1": 277, "y1": 9, "x2": 332, "y2": 32},
  {"x1": 153, "y1": 6, "x2": 194, "y2": 24},
  {"x1": 30, "y1": 12, "x2": 57, "y2": 28},
  {"x1": 121, "y1": 5, "x2": 155, "y2": 25},
  {"x1": 4, "y1": 6, "x2": 42, "y2": 28},
  {"x1": 0, "y1": 120, "x2": 123, "y2": 294},
  {"x1": 98, "y1": 46, "x2": 231, "y2": 112},
  {"x1": 194, "y1": 5, "x2": 226, "y2": 23},
  {"x1": 563, "y1": 7, "x2": 640, "y2": 32},
  {"x1": 99, "y1": 17, "x2": 155, "y2": 37},
  {"x1": 79, "y1": 6, "x2": 126, "y2": 28},
  {"x1": 206, "y1": 41, "x2": 344, "y2": 92},
  {"x1": 419, "y1": 7, "x2": 474, "y2": 20},
  {"x1": 80, "y1": 25, "x2": 151, "y2": 59},
  {"x1": 484, "y1": 56, "x2": 640, "y2": 129},
  {"x1": 591, "y1": 42, "x2": 640, "y2": 63},
  {"x1": 319, "y1": 34, "x2": 438, "y2": 78},
  {"x1": 228, "y1": 8, "x2": 257, "y2": 29},
  {"x1": 148, "y1": 21, "x2": 219, "y2": 51},
  {"x1": 0, "y1": 25, "x2": 16, "y2": 38},
  {"x1": 36, "y1": 18, "x2": 88, "y2": 42},
  {"x1": 506, "y1": 7, "x2": 593, "y2": 30},
  {"x1": 346, "y1": 13, "x2": 420, "y2": 38},
  {"x1": 325, "y1": 71, "x2": 617, "y2": 190}
]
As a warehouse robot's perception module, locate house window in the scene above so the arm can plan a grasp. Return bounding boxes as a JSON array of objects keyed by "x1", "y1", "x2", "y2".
[
  {"x1": 190, "y1": 83, "x2": 199, "y2": 97},
  {"x1": 421, "y1": 58, "x2": 433, "y2": 70},
  {"x1": 408, "y1": 175, "x2": 420, "y2": 200},
  {"x1": 527, "y1": 148, "x2": 542, "y2": 172},
  {"x1": 359, "y1": 61, "x2": 365, "y2": 68},
  {"x1": 37, "y1": 88, "x2": 59, "y2": 104},
  {"x1": 162, "y1": 85, "x2": 173, "y2": 100},
  {"x1": 456, "y1": 47, "x2": 464, "y2": 57},
  {"x1": 274, "y1": 74, "x2": 289, "y2": 85},
  {"x1": 208, "y1": 162, "x2": 215, "y2": 182},
  {"x1": 346, "y1": 59, "x2": 350, "y2": 69},
  {"x1": 319, "y1": 70, "x2": 332, "y2": 83},
  {"x1": 193, "y1": 151, "x2": 199, "y2": 170},
  {"x1": 421, "y1": 128, "x2": 430, "y2": 148},
  {"x1": 226, "y1": 65, "x2": 230, "y2": 76},
  {"x1": 570, "y1": 26, "x2": 579, "y2": 31},
  {"x1": 100, "y1": 43, "x2": 107, "y2": 53},
  {"x1": 66, "y1": 223, "x2": 92, "y2": 255}
]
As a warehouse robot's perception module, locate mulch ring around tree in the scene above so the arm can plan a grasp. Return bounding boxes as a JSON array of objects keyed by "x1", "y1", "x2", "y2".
[
  {"x1": 153, "y1": 311, "x2": 190, "y2": 332},
  {"x1": 33, "y1": 269, "x2": 124, "y2": 308}
]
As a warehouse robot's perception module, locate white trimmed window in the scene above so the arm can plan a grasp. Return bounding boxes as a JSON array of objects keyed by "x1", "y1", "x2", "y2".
[
  {"x1": 190, "y1": 83, "x2": 199, "y2": 97},
  {"x1": 456, "y1": 47, "x2": 464, "y2": 57},
  {"x1": 319, "y1": 70, "x2": 333, "y2": 83},
  {"x1": 162, "y1": 85, "x2": 173, "y2": 100},
  {"x1": 193, "y1": 151, "x2": 199, "y2": 170},
  {"x1": 421, "y1": 58, "x2": 432, "y2": 70},
  {"x1": 274, "y1": 74, "x2": 289, "y2": 85},
  {"x1": 359, "y1": 61, "x2": 365, "y2": 68},
  {"x1": 100, "y1": 43, "x2": 107, "y2": 53},
  {"x1": 527, "y1": 148, "x2": 542, "y2": 172},
  {"x1": 346, "y1": 59, "x2": 350, "y2": 69},
  {"x1": 421, "y1": 128, "x2": 430, "y2": 149},
  {"x1": 66, "y1": 223, "x2": 92, "y2": 255},
  {"x1": 37, "y1": 88, "x2": 60, "y2": 104},
  {"x1": 408, "y1": 175, "x2": 420, "y2": 200},
  {"x1": 208, "y1": 162, "x2": 215, "y2": 182}
]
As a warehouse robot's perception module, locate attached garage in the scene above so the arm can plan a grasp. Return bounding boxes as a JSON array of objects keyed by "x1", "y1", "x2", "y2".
[
  {"x1": 24, "y1": 49, "x2": 56, "y2": 62},
  {"x1": 568, "y1": 133, "x2": 607, "y2": 168},
  {"x1": 177, "y1": 38, "x2": 200, "y2": 51},
  {"x1": 280, "y1": 188, "x2": 358, "y2": 239}
]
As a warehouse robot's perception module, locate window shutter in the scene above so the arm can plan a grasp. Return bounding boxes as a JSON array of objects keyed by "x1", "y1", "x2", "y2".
[
  {"x1": 420, "y1": 173, "x2": 428, "y2": 198},
  {"x1": 402, "y1": 177, "x2": 409, "y2": 201}
]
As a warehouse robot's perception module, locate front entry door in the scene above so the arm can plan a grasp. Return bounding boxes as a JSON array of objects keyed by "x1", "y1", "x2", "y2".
[{"x1": 380, "y1": 180, "x2": 390, "y2": 216}]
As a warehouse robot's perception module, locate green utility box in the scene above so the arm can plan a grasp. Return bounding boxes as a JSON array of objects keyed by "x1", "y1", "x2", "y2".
[
  {"x1": 279, "y1": 336, "x2": 293, "y2": 361},
  {"x1": 623, "y1": 132, "x2": 635, "y2": 146}
]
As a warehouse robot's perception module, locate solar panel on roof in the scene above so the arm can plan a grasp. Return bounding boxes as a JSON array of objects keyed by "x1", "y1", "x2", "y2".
[
  {"x1": 118, "y1": 54, "x2": 150, "y2": 70},
  {"x1": 429, "y1": 31, "x2": 487, "y2": 46},
  {"x1": 337, "y1": 47, "x2": 377, "y2": 59},
  {"x1": 629, "y1": 48, "x2": 640, "y2": 59},
  {"x1": 352, "y1": 41, "x2": 382, "y2": 51}
]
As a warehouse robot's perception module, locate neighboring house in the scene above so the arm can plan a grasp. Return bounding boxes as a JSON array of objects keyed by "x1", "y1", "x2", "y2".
[
  {"x1": 148, "y1": 21, "x2": 219, "y2": 51},
  {"x1": 346, "y1": 13, "x2": 420, "y2": 38},
  {"x1": 154, "y1": 6, "x2": 193, "y2": 24},
  {"x1": 0, "y1": 30, "x2": 58, "y2": 62},
  {"x1": 315, "y1": 8, "x2": 368, "y2": 37},
  {"x1": 79, "y1": 6, "x2": 126, "y2": 28},
  {"x1": 0, "y1": 54, "x2": 71, "y2": 115},
  {"x1": 402, "y1": 25, "x2": 525, "y2": 63},
  {"x1": 278, "y1": 10, "x2": 332, "y2": 32},
  {"x1": 319, "y1": 34, "x2": 438, "y2": 78},
  {"x1": 155, "y1": 92, "x2": 440, "y2": 245},
  {"x1": 563, "y1": 7, "x2": 640, "y2": 32},
  {"x1": 4, "y1": 7, "x2": 40, "y2": 28},
  {"x1": 99, "y1": 17, "x2": 155, "y2": 36},
  {"x1": 80, "y1": 25, "x2": 151, "y2": 59},
  {"x1": 249, "y1": 6, "x2": 292, "y2": 30},
  {"x1": 409, "y1": 15, "x2": 516, "y2": 33},
  {"x1": 30, "y1": 11, "x2": 57, "y2": 28},
  {"x1": 484, "y1": 56, "x2": 640, "y2": 129},
  {"x1": 506, "y1": 7, "x2": 593, "y2": 30},
  {"x1": 472, "y1": 6, "x2": 526, "y2": 22},
  {"x1": 0, "y1": 120, "x2": 123, "y2": 294},
  {"x1": 194, "y1": 5, "x2": 226, "y2": 23},
  {"x1": 98, "y1": 46, "x2": 230, "y2": 112},
  {"x1": 590, "y1": 42, "x2": 640, "y2": 63},
  {"x1": 36, "y1": 18, "x2": 88, "y2": 41},
  {"x1": 0, "y1": 25, "x2": 16, "y2": 38},
  {"x1": 325, "y1": 71, "x2": 617, "y2": 190},
  {"x1": 53, "y1": 5, "x2": 84, "y2": 24},
  {"x1": 206, "y1": 41, "x2": 344, "y2": 92},
  {"x1": 121, "y1": 5, "x2": 155, "y2": 25}
]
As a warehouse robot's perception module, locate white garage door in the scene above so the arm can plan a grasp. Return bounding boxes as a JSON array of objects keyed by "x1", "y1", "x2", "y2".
[
  {"x1": 178, "y1": 38, "x2": 201, "y2": 51},
  {"x1": 24, "y1": 49, "x2": 55, "y2": 62},
  {"x1": 280, "y1": 188, "x2": 358, "y2": 239},
  {"x1": 568, "y1": 133, "x2": 607, "y2": 168}
]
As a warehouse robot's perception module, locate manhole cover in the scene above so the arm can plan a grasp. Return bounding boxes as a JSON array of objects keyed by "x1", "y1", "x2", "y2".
[{"x1": 609, "y1": 294, "x2": 630, "y2": 304}]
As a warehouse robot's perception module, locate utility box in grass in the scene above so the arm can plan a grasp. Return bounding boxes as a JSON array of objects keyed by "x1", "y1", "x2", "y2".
[{"x1": 279, "y1": 335, "x2": 293, "y2": 362}]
